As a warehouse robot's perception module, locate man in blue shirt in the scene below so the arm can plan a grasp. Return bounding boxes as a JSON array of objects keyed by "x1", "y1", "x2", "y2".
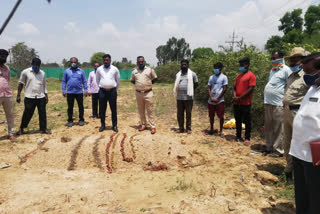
[
  {"x1": 263, "y1": 50, "x2": 292, "y2": 156},
  {"x1": 207, "y1": 62, "x2": 228, "y2": 136},
  {"x1": 62, "y1": 57, "x2": 88, "y2": 127}
]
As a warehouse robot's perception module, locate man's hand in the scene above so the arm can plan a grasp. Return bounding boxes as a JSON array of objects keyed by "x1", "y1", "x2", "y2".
[
  {"x1": 45, "y1": 95, "x2": 49, "y2": 104},
  {"x1": 84, "y1": 92, "x2": 88, "y2": 97},
  {"x1": 16, "y1": 95, "x2": 21, "y2": 103},
  {"x1": 210, "y1": 97, "x2": 218, "y2": 103},
  {"x1": 63, "y1": 92, "x2": 66, "y2": 97},
  {"x1": 233, "y1": 96, "x2": 240, "y2": 103}
]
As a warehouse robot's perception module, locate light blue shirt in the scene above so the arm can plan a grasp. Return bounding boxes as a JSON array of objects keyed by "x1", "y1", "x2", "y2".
[
  {"x1": 264, "y1": 65, "x2": 292, "y2": 106},
  {"x1": 208, "y1": 73, "x2": 228, "y2": 105}
]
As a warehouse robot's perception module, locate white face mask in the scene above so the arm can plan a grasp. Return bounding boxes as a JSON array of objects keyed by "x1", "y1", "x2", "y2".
[{"x1": 71, "y1": 63, "x2": 78, "y2": 68}]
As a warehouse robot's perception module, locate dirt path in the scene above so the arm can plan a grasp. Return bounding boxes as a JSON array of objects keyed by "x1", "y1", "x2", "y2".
[{"x1": 0, "y1": 83, "x2": 295, "y2": 214}]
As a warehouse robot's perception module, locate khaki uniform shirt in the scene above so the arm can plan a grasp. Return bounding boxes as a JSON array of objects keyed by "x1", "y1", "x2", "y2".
[
  {"x1": 283, "y1": 69, "x2": 310, "y2": 106},
  {"x1": 131, "y1": 66, "x2": 157, "y2": 91}
]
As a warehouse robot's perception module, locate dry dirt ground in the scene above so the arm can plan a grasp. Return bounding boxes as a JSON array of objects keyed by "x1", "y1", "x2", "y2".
[{"x1": 0, "y1": 80, "x2": 295, "y2": 214}]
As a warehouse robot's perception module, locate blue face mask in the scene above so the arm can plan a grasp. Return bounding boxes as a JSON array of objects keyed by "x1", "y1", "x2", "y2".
[
  {"x1": 303, "y1": 73, "x2": 320, "y2": 86},
  {"x1": 104, "y1": 63, "x2": 110, "y2": 68},
  {"x1": 239, "y1": 67, "x2": 246, "y2": 72},
  {"x1": 32, "y1": 65, "x2": 40, "y2": 73},
  {"x1": 213, "y1": 69, "x2": 220, "y2": 75},
  {"x1": 94, "y1": 66, "x2": 98, "y2": 71},
  {"x1": 290, "y1": 65, "x2": 301, "y2": 73},
  {"x1": 139, "y1": 64, "x2": 145, "y2": 70}
]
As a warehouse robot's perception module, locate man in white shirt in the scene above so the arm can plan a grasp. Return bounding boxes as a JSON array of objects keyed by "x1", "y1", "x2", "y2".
[
  {"x1": 96, "y1": 54, "x2": 120, "y2": 132},
  {"x1": 289, "y1": 52, "x2": 320, "y2": 214},
  {"x1": 16, "y1": 58, "x2": 51, "y2": 135}
]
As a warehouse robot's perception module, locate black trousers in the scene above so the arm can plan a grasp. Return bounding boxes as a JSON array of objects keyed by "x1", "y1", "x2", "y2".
[
  {"x1": 233, "y1": 104, "x2": 251, "y2": 140},
  {"x1": 293, "y1": 157, "x2": 320, "y2": 214},
  {"x1": 177, "y1": 100, "x2": 193, "y2": 131},
  {"x1": 20, "y1": 97, "x2": 47, "y2": 131},
  {"x1": 67, "y1": 94, "x2": 84, "y2": 122},
  {"x1": 91, "y1": 93, "x2": 99, "y2": 117},
  {"x1": 99, "y1": 88, "x2": 117, "y2": 127}
]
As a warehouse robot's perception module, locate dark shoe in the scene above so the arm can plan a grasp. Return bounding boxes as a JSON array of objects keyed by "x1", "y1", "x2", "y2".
[
  {"x1": 79, "y1": 121, "x2": 85, "y2": 126},
  {"x1": 285, "y1": 171, "x2": 294, "y2": 185},
  {"x1": 41, "y1": 129, "x2": 52, "y2": 134},
  {"x1": 139, "y1": 125, "x2": 146, "y2": 131},
  {"x1": 99, "y1": 126, "x2": 105, "y2": 132},
  {"x1": 112, "y1": 126, "x2": 118, "y2": 133},
  {"x1": 151, "y1": 128, "x2": 156, "y2": 134},
  {"x1": 176, "y1": 129, "x2": 184, "y2": 133},
  {"x1": 268, "y1": 152, "x2": 283, "y2": 158},
  {"x1": 89, "y1": 115, "x2": 96, "y2": 118},
  {"x1": 236, "y1": 137, "x2": 244, "y2": 142},
  {"x1": 67, "y1": 122, "x2": 73, "y2": 127},
  {"x1": 17, "y1": 128, "x2": 24, "y2": 135},
  {"x1": 262, "y1": 150, "x2": 271, "y2": 156}
]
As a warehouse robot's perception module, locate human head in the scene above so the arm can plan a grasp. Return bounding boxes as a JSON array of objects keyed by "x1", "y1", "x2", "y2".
[
  {"x1": 70, "y1": 57, "x2": 78, "y2": 69},
  {"x1": 271, "y1": 50, "x2": 284, "y2": 60},
  {"x1": 31, "y1": 57, "x2": 41, "y2": 73},
  {"x1": 137, "y1": 56, "x2": 145, "y2": 70},
  {"x1": 302, "y1": 53, "x2": 320, "y2": 86},
  {"x1": 102, "y1": 54, "x2": 111, "y2": 68},
  {"x1": 213, "y1": 62, "x2": 223, "y2": 75},
  {"x1": 180, "y1": 59, "x2": 189, "y2": 72},
  {"x1": 94, "y1": 62, "x2": 100, "y2": 70},
  {"x1": 0, "y1": 49, "x2": 9, "y2": 65},
  {"x1": 285, "y1": 47, "x2": 307, "y2": 67},
  {"x1": 239, "y1": 57, "x2": 250, "y2": 72}
]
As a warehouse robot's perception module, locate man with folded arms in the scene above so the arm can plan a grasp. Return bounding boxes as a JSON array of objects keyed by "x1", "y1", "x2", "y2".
[
  {"x1": 289, "y1": 52, "x2": 320, "y2": 214},
  {"x1": 131, "y1": 56, "x2": 157, "y2": 134},
  {"x1": 283, "y1": 47, "x2": 310, "y2": 183},
  {"x1": 0, "y1": 49, "x2": 15, "y2": 141},
  {"x1": 17, "y1": 57, "x2": 51, "y2": 135},
  {"x1": 96, "y1": 54, "x2": 120, "y2": 132}
]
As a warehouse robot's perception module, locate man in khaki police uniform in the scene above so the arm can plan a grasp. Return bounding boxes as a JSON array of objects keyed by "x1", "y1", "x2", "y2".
[
  {"x1": 131, "y1": 56, "x2": 157, "y2": 134},
  {"x1": 283, "y1": 47, "x2": 310, "y2": 183}
]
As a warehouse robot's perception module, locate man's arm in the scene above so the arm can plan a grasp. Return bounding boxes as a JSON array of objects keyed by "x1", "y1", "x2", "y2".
[
  {"x1": 238, "y1": 86, "x2": 254, "y2": 100},
  {"x1": 82, "y1": 71, "x2": 88, "y2": 96},
  {"x1": 62, "y1": 71, "x2": 67, "y2": 97},
  {"x1": 216, "y1": 85, "x2": 228, "y2": 101},
  {"x1": 130, "y1": 70, "x2": 135, "y2": 84},
  {"x1": 16, "y1": 83, "x2": 23, "y2": 103},
  {"x1": 43, "y1": 72, "x2": 48, "y2": 104},
  {"x1": 193, "y1": 73, "x2": 199, "y2": 89},
  {"x1": 115, "y1": 69, "x2": 120, "y2": 90}
]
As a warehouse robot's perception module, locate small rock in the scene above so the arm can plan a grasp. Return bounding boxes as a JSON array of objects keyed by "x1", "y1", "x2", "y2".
[
  {"x1": 61, "y1": 136, "x2": 71, "y2": 143},
  {"x1": 228, "y1": 202, "x2": 236, "y2": 211},
  {"x1": 268, "y1": 195, "x2": 277, "y2": 202},
  {"x1": 37, "y1": 138, "x2": 45, "y2": 144},
  {"x1": 254, "y1": 171, "x2": 279, "y2": 185}
]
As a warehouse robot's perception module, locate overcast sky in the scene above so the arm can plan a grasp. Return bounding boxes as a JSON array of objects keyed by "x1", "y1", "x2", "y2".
[{"x1": 0, "y1": 0, "x2": 316, "y2": 66}]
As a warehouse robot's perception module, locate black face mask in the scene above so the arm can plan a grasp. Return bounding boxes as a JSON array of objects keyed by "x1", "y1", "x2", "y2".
[
  {"x1": 0, "y1": 58, "x2": 6, "y2": 65},
  {"x1": 139, "y1": 64, "x2": 145, "y2": 70},
  {"x1": 104, "y1": 63, "x2": 110, "y2": 68},
  {"x1": 181, "y1": 66, "x2": 188, "y2": 72}
]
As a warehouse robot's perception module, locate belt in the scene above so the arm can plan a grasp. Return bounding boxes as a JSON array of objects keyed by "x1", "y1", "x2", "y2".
[
  {"x1": 136, "y1": 88, "x2": 152, "y2": 93},
  {"x1": 100, "y1": 87, "x2": 116, "y2": 91},
  {"x1": 285, "y1": 104, "x2": 300, "y2": 110}
]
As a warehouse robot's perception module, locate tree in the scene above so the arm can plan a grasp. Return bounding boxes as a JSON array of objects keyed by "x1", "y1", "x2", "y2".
[
  {"x1": 90, "y1": 52, "x2": 106, "y2": 65},
  {"x1": 282, "y1": 28, "x2": 304, "y2": 44},
  {"x1": 10, "y1": 42, "x2": 38, "y2": 76},
  {"x1": 191, "y1": 47, "x2": 214, "y2": 61},
  {"x1": 121, "y1": 57, "x2": 128, "y2": 63},
  {"x1": 278, "y1": 9, "x2": 303, "y2": 34},
  {"x1": 265, "y1": 36, "x2": 283, "y2": 53},
  {"x1": 156, "y1": 37, "x2": 191, "y2": 65},
  {"x1": 304, "y1": 4, "x2": 320, "y2": 35}
]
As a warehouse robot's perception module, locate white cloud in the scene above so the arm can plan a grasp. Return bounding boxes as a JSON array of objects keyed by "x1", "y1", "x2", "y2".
[
  {"x1": 63, "y1": 22, "x2": 80, "y2": 33},
  {"x1": 96, "y1": 22, "x2": 120, "y2": 37},
  {"x1": 17, "y1": 23, "x2": 39, "y2": 35}
]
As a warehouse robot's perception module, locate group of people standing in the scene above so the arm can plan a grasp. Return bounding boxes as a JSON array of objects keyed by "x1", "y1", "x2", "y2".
[
  {"x1": 1, "y1": 47, "x2": 320, "y2": 213},
  {"x1": 263, "y1": 47, "x2": 320, "y2": 214}
]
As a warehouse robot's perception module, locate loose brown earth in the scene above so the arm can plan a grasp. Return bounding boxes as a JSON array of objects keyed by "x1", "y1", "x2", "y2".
[{"x1": 0, "y1": 80, "x2": 295, "y2": 214}]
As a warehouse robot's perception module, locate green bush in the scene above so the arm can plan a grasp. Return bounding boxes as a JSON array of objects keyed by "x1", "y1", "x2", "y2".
[
  {"x1": 155, "y1": 62, "x2": 180, "y2": 83},
  {"x1": 155, "y1": 46, "x2": 271, "y2": 128}
]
